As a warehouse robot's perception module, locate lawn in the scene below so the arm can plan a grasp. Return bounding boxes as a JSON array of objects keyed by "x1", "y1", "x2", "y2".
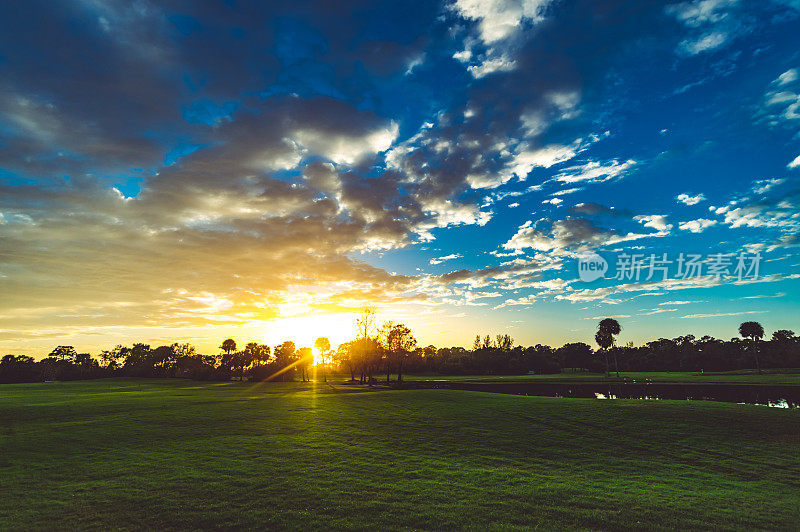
[{"x1": 1, "y1": 379, "x2": 799, "y2": 530}]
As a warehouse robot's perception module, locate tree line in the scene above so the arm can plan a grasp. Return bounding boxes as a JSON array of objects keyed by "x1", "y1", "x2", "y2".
[{"x1": 1, "y1": 316, "x2": 798, "y2": 384}]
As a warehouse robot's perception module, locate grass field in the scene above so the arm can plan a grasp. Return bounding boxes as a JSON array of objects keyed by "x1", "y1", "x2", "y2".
[
  {"x1": 1, "y1": 379, "x2": 799, "y2": 530},
  {"x1": 403, "y1": 369, "x2": 800, "y2": 385}
]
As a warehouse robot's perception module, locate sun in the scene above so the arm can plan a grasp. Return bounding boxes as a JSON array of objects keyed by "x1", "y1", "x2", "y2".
[{"x1": 258, "y1": 312, "x2": 356, "y2": 362}]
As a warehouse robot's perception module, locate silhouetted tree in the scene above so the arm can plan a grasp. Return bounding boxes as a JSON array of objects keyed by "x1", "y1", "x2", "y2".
[
  {"x1": 272, "y1": 341, "x2": 298, "y2": 381},
  {"x1": 335, "y1": 340, "x2": 357, "y2": 381},
  {"x1": 496, "y1": 334, "x2": 514, "y2": 350},
  {"x1": 772, "y1": 329, "x2": 795, "y2": 343},
  {"x1": 356, "y1": 308, "x2": 378, "y2": 384},
  {"x1": 482, "y1": 335, "x2": 492, "y2": 349},
  {"x1": 297, "y1": 347, "x2": 313, "y2": 381},
  {"x1": 49, "y1": 346, "x2": 78, "y2": 363},
  {"x1": 558, "y1": 342, "x2": 594, "y2": 372},
  {"x1": 314, "y1": 337, "x2": 331, "y2": 382},
  {"x1": 739, "y1": 321, "x2": 765, "y2": 374},
  {"x1": 220, "y1": 339, "x2": 237, "y2": 356},
  {"x1": 385, "y1": 323, "x2": 417, "y2": 383},
  {"x1": 596, "y1": 318, "x2": 622, "y2": 377}
]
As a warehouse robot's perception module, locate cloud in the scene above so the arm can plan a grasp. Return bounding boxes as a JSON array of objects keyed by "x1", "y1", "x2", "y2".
[
  {"x1": 681, "y1": 32, "x2": 728, "y2": 55},
  {"x1": 453, "y1": 0, "x2": 552, "y2": 44},
  {"x1": 503, "y1": 214, "x2": 669, "y2": 254},
  {"x1": 680, "y1": 311, "x2": 764, "y2": 319},
  {"x1": 430, "y1": 253, "x2": 462, "y2": 265},
  {"x1": 678, "y1": 218, "x2": 717, "y2": 233},
  {"x1": 676, "y1": 193, "x2": 706, "y2": 205},
  {"x1": 761, "y1": 67, "x2": 800, "y2": 126},
  {"x1": 553, "y1": 159, "x2": 636, "y2": 184},
  {"x1": 493, "y1": 278, "x2": 574, "y2": 308},
  {"x1": 634, "y1": 215, "x2": 673, "y2": 233},
  {"x1": 788, "y1": 155, "x2": 800, "y2": 169},
  {"x1": 643, "y1": 308, "x2": 678, "y2": 315},
  {"x1": 667, "y1": 0, "x2": 742, "y2": 56},
  {"x1": 560, "y1": 273, "x2": 800, "y2": 304},
  {"x1": 467, "y1": 55, "x2": 518, "y2": 78},
  {"x1": 777, "y1": 68, "x2": 799, "y2": 86},
  {"x1": 570, "y1": 203, "x2": 624, "y2": 216},
  {"x1": 709, "y1": 179, "x2": 799, "y2": 234}
]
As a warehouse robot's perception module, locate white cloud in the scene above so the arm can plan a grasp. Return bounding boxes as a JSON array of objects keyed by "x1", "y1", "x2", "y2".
[
  {"x1": 509, "y1": 143, "x2": 579, "y2": 177},
  {"x1": 293, "y1": 121, "x2": 398, "y2": 165},
  {"x1": 680, "y1": 310, "x2": 764, "y2": 319},
  {"x1": 762, "y1": 68, "x2": 800, "y2": 126},
  {"x1": 503, "y1": 216, "x2": 669, "y2": 254},
  {"x1": 678, "y1": 218, "x2": 717, "y2": 233},
  {"x1": 668, "y1": 0, "x2": 738, "y2": 28},
  {"x1": 643, "y1": 308, "x2": 677, "y2": 315},
  {"x1": 680, "y1": 32, "x2": 728, "y2": 55},
  {"x1": 467, "y1": 55, "x2": 517, "y2": 78},
  {"x1": 676, "y1": 193, "x2": 706, "y2": 205},
  {"x1": 554, "y1": 159, "x2": 636, "y2": 184},
  {"x1": 634, "y1": 214, "x2": 672, "y2": 233},
  {"x1": 430, "y1": 253, "x2": 462, "y2": 265},
  {"x1": 787, "y1": 155, "x2": 800, "y2": 169},
  {"x1": 777, "y1": 68, "x2": 799, "y2": 87},
  {"x1": 453, "y1": 49, "x2": 472, "y2": 62},
  {"x1": 667, "y1": 0, "x2": 740, "y2": 56},
  {"x1": 453, "y1": 0, "x2": 552, "y2": 44},
  {"x1": 752, "y1": 178, "x2": 785, "y2": 194}
]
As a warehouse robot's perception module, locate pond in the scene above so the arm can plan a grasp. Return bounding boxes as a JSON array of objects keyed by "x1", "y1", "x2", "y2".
[{"x1": 399, "y1": 380, "x2": 800, "y2": 408}]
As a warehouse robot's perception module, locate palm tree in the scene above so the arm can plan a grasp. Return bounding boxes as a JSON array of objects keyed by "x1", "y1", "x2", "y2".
[
  {"x1": 596, "y1": 318, "x2": 622, "y2": 377},
  {"x1": 739, "y1": 321, "x2": 764, "y2": 374},
  {"x1": 315, "y1": 337, "x2": 331, "y2": 382}
]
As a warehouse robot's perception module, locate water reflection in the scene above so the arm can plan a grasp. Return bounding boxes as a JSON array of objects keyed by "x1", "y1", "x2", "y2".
[{"x1": 403, "y1": 381, "x2": 799, "y2": 408}]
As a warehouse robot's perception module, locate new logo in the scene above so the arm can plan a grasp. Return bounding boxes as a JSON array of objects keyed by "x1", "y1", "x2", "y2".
[{"x1": 577, "y1": 252, "x2": 608, "y2": 282}]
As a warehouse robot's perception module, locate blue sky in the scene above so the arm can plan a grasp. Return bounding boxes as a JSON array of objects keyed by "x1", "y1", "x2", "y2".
[{"x1": 1, "y1": 0, "x2": 799, "y2": 354}]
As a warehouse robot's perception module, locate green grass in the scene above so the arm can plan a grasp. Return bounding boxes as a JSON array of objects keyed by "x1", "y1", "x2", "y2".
[
  {"x1": 1, "y1": 379, "x2": 799, "y2": 530},
  {"x1": 402, "y1": 369, "x2": 800, "y2": 385}
]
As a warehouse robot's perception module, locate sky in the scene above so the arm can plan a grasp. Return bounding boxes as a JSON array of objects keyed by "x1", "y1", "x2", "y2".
[{"x1": 1, "y1": 0, "x2": 799, "y2": 357}]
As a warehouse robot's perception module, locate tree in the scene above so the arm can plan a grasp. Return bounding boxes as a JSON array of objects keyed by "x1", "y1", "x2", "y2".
[
  {"x1": 271, "y1": 341, "x2": 298, "y2": 381},
  {"x1": 385, "y1": 323, "x2": 417, "y2": 383},
  {"x1": 482, "y1": 335, "x2": 492, "y2": 349},
  {"x1": 334, "y1": 341, "x2": 357, "y2": 381},
  {"x1": 297, "y1": 347, "x2": 313, "y2": 382},
  {"x1": 220, "y1": 339, "x2": 237, "y2": 356},
  {"x1": 472, "y1": 335, "x2": 481, "y2": 350},
  {"x1": 245, "y1": 343, "x2": 271, "y2": 366},
  {"x1": 100, "y1": 345, "x2": 128, "y2": 370},
  {"x1": 739, "y1": 321, "x2": 765, "y2": 374},
  {"x1": 378, "y1": 321, "x2": 396, "y2": 382},
  {"x1": 557, "y1": 342, "x2": 594, "y2": 372},
  {"x1": 49, "y1": 346, "x2": 78, "y2": 363},
  {"x1": 596, "y1": 318, "x2": 622, "y2": 377},
  {"x1": 356, "y1": 308, "x2": 378, "y2": 384},
  {"x1": 772, "y1": 329, "x2": 795, "y2": 343},
  {"x1": 496, "y1": 334, "x2": 514, "y2": 350},
  {"x1": 314, "y1": 337, "x2": 331, "y2": 382}
]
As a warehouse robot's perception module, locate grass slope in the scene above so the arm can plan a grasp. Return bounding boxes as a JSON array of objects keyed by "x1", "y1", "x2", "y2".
[{"x1": 1, "y1": 379, "x2": 799, "y2": 530}]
